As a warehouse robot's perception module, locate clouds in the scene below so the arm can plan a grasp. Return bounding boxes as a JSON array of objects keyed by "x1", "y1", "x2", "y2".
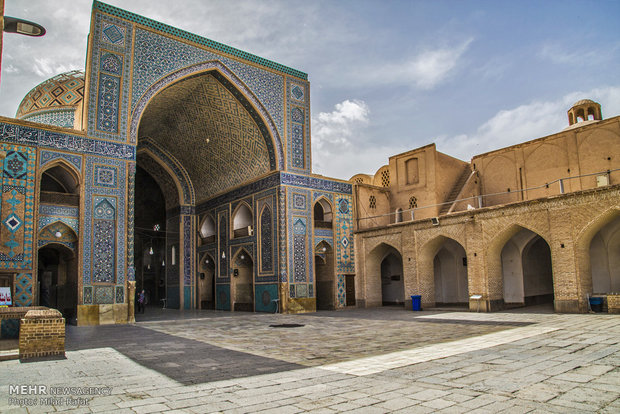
[
  {"x1": 348, "y1": 38, "x2": 474, "y2": 90},
  {"x1": 435, "y1": 86, "x2": 620, "y2": 161}
]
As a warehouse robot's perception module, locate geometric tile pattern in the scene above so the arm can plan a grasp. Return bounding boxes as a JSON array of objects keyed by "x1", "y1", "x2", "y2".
[
  {"x1": 95, "y1": 2, "x2": 306, "y2": 78},
  {"x1": 100, "y1": 53, "x2": 122, "y2": 76},
  {"x1": 126, "y1": 162, "x2": 135, "y2": 281},
  {"x1": 14, "y1": 273, "x2": 33, "y2": 307},
  {"x1": 130, "y1": 27, "x2": 286, "y2": 140},
  {"x1": 94, "y1": 285, "x2": 114, "y2": 304},
  {"x1": 38, "y1": 221, "x2": 78, "y2": 248},
  {"x1": 39, "y1": 204, "x2": 79, "y2": 233},
  {"x1": 0, "y1": 145, "x2": 35, "y2": 269},
  {"x1": 82, "y1": 156, "x2": 126, "y2": 286},
  {"x1": 21, "y1": 109, "x2": 75, "y2": 129},
  {"x1": 94, "y1": 164, "x2": 118, "y2": 188},
  {"x1": 292, "y1": 193, "x2": 306, "y2": 210},
  {"x1": 293, "y1": 217, "x2": 307, "y2": 285},
  {"x1": 16, "y1": 70, "x2": 84, "y2": 119},
  {"x1": 115, "y1": 285, "x2": 124, "y2": 303},
  {"x1": 87, "y1": 12, "x2": 132, "y2": 142},
  {"x1": 335, "y1": 195, "x2": 355, "y2": 273},
  {"x1": 92, "y1": 197, "x2": 116, "y2": 283},
  {"x1": 287, "y1": 78, "x2": 311, "y2": 173},
  {"x1": 337, "y1": 274, "x2": 346, "y2": 308},
  {"x1": 254, "y1": 283, "x2": 278, "y2": 313},
  {"x1": 259, "y1": 204, "x2": 273, "y2": 274},
  {"x1": 96, "y1": 74, "x2": 121, "y2": 133},
  {"x1": 83, "y1": 286, "x2": 93, "y2": 304},
  {"x1": 101, "y1": 22, "x2": 126, "y2": 47},
  {"x1": 137, "y1": 73, "x2": 272, "y2": 203},
  {"x1": 39, "y1": 150, "x2": 82, "y2": 170}
]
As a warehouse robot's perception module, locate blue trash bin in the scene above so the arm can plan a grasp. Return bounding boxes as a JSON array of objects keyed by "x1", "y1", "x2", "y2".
[
  {"x1": 589, "y1": 297, "x2": 603, "y2": 313},
  {"x1": 411, "y1": 295, "x2": 422, "y2": 311}
]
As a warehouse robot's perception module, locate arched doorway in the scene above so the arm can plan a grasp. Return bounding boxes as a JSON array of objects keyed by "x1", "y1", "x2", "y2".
[
  {"x1": 365, "y1": 243, "x2": 404, "y2": 307},
  {"x1": 314, "y1": 241, "x2": 335, "y2": 310},
  {"x1": 381, "y1": 252, "x2": 404, "y2": 305},
  {"x1": 433, "y1": 239, "x2": 468, "y2": 306},
  {"x1": 232, "y1": 248, "x2": 254, "y2": 311},
  {"x1": 198, "y1": 253, "x2": 216, "y2": 309},
  {"x1": 37, "y1": 243, "x2": 77, "y2": 320},
  {"x1": 134, "y1": 164, "x2": 168, "y2": 309},
  {"x1": 37, "y1": 161, "x2": 80, "y2": 319},
  {"x1": 589, "y1": 215, "x2": 620, "y2": 294},
  {"x1": 501, "y1": 228, "x2": 554, "y2": 307},
  {"x1": 232, "y1": 203, "x2": 253, "y2": 238}
]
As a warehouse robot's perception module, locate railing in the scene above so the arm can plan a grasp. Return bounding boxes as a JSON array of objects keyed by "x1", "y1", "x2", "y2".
[{"x1": 357, "y1": 168, "x2": 620, "y2": 230}]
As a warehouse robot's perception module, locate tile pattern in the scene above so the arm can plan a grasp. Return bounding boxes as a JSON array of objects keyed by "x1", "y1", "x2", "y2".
[
  {"x1": 218, "y1": 213, "x2": 228, "y2": 279},
  {"x1": 127, "y1": 162, "x2": 135, "y2": 281},
  {"x1": 87, "y1": 12, "x2": 132, "y2": 142},
  {"x1": 93, "y1": 164, "x2": 118, "y2": 188},
  {"x1": 16, "y1": 70, "x2": 84, "y2": 118},
  {"x1": 38, "y1": 204, "x2": 79, "y2": 233},
  {"x1": 0, "y1": 145, "x2": 35, "y2": 269},
  {"x1": 21, "y1": 109, "x2": 75, "y2": 129},
  {"x1": 38, "y1": 221, "x2": 78, "y2": 248},
  {"x1": 83, "y1": 156, "x2": 126, "y2": 287},
  {"x1": 215, "y1": 284, "x2": 230, "y2": 311},
  {"x1": 95, "y1": 1, "x2": 307, "y2": 79},
  {"x1": 94, "y1": 285, "x2": 115, "y2": 304},
  {"x1": 14, "y1": 273, "x2": 33, "y2": 306},
  {"x1": 293, "y1": 217, "x2": 307, "y2": 284},
  {"x1": 0, "y1": 121, "x2": 134, "y2": 160},
  {"x1": 337, "y1": 274, "x2": 346, "y2": 307},
  {"x1": 137, "y1": 73, "x2": 274, "y2": 201},
  {"x1": 131, "y1": 28, "x2": 286, "y2": 147},
  {"x1": 83, "y1": 286, "x2": 93, "y2": 304},
  {"x1": 92, "y1": 197, "x2": 116, "y2": 283},
  {"x1": 259, "y1": 204, "x2": 273, "y2": 273},
  {"x1": 138, "y1": 139, "x2": 195, "y2": 205},
  {"x1": 287, "y1": 79, "x2": 311, "y2": 172},
  {"x1": 115, "y1": 285, "x2": 124, "y2": 304},
  {"x1": 254, "y1": 283, "x2": 278, "y2": 312},
  {"x1": 39, "y1": 150, "x2": 82, "y2": 170}
]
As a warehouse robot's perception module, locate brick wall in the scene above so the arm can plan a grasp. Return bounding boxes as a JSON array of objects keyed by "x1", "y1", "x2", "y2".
[{"x1": 19, "y1": 309, "x2": 65, "y2": 360}]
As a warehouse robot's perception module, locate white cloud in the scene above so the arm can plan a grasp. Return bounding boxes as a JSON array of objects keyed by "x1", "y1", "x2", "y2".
[
  {"x1": 312, "y1": 99, "x2": 375, "y2": 178},
  {"x1": 353, "y1": 38, "x2": 473, "y2": 90},
  {"x1": 312, "y1": 99, "x2": 370, "y2": 150},
  {"x1": 435, "y1": 86, "x2": 620, "y2": 161}
]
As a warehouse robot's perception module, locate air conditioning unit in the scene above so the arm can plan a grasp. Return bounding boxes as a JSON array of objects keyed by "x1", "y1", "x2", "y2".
[{"x1": 596, "y1": 174, "x2": 609, "y2": 187}]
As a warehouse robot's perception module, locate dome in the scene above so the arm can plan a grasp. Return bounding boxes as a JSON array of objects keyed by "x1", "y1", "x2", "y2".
[
  {"x1": 571, "y1": 99, "x2": 597, "y2": 107},
  {"x1": 16, "y1": 70, "x2": 85, "y2": 129}
]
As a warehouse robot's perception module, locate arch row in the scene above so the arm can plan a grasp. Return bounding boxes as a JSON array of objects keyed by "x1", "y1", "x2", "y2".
[{"x1": 358, "y1": 205, "x2": 620, "y2": 312}]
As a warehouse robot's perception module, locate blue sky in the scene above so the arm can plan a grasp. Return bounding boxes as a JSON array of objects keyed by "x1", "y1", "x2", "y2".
[{"x1": 1, "y1": 0, "x2": 619, "y2": 179}]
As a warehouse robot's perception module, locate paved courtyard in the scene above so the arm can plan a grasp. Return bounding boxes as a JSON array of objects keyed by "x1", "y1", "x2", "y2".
[{"x1": 1, "y1": 306, "x2": 619, "y2": 413}]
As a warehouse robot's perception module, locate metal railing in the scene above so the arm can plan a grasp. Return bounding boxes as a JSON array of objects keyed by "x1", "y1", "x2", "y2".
[{"x1": 357, "y1": 168, "x2": 619, "y2": 229}]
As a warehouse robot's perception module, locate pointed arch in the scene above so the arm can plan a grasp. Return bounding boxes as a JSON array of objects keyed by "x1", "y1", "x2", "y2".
[
  {"x1": 364, "y1": 242, "x2": 404, "y2": 307},
  {"x1": 199, "y1": 214, "x2": 216, "y2": 243},
  {"x1": 314, "y1": 197, "x2": 333, "y2": 228},
  {"x1": 137, "y1": 139, "x2": 195, "y2": 206},
  {"x1": 418, "y1": 235, "x2": 469, "y2": 307},
  {"x1": 130, "y1": 61, "x2": 284, "y2": 170},
  {"x1": 232, "y1": 201, "x2": 253, "y2": 238},
  {"x1": 259, "y1": 204, "x2": 274, "y2": 273}
]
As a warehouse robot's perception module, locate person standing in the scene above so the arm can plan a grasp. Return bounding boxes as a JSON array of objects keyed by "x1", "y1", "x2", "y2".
[{"x1": 137, "y1": 289, "x2": 145, "y2": 314}]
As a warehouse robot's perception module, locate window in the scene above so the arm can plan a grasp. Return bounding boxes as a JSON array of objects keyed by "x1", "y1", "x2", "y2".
[{"x1": 369, "y1": 195, "x2": 377, "y2": 209}]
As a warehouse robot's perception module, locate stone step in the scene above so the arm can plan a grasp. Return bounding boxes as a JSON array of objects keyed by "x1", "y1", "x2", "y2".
[{"x1": 0, "y1": 348, "x2": 19, "y2": 361}]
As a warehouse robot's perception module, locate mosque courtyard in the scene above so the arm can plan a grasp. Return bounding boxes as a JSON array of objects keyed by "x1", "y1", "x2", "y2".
[{"x1": 1, "y1": 307, "x2": 619, "y2": 413}]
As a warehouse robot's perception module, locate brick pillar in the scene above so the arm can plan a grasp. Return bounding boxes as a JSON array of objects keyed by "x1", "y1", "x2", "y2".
[{"x1": 19, "y1": 309, "x2": 65, "y2": 360}]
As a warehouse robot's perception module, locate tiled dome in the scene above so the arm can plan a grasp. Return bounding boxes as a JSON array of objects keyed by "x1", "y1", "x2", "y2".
[{"x1": 16, "y1": 70, "x2": 85, "y2": 128}]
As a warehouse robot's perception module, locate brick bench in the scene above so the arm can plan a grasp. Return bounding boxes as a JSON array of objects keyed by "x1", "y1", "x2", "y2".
[{"x1": 19, "y1": 309, "x2": 65, "y2": 360}]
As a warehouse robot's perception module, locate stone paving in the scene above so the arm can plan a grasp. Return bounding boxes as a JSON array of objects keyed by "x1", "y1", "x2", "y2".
[{"x1": 0, "y1": 306, "x2": 619, "y2": 413}]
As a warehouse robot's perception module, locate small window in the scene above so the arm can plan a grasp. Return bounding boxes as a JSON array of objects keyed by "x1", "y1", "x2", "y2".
[
  {"x1": 408, "y1": 196, "x2": 417, "y2": 209},
  {"x1": 381, "y1": 169, "x2": 390, "y2": 187},
  {"x1": 369, "y1": 195, "x2": 377, "y2": 209}
]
